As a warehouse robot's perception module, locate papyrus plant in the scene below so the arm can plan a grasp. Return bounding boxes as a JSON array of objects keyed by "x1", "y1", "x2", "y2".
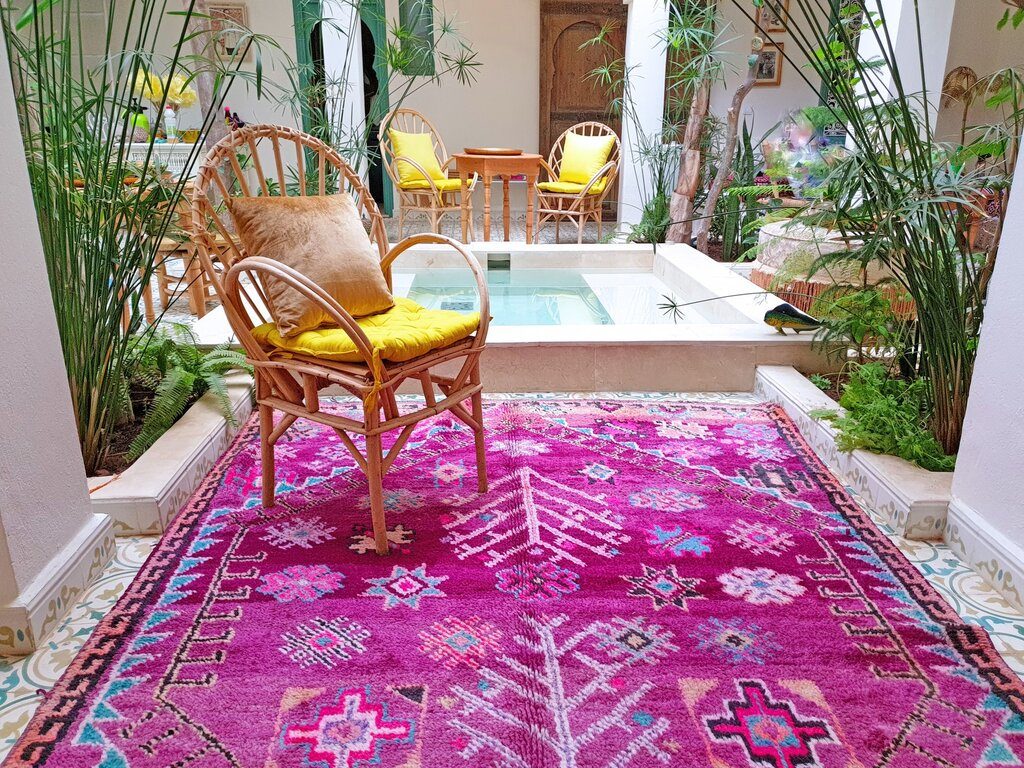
[{"x1": 2, "y1": 0, "x2": 282, "y2": 473}]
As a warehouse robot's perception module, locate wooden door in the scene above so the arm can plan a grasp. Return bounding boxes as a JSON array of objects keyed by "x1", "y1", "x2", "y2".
[{"x1": 539, "y1": 0, "x2": 627, "y2": 157}]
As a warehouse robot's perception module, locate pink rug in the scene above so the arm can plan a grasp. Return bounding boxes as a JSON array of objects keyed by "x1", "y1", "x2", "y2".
[{"x1": 8, "y1": 399, "x2": 1024, "y2": 768}]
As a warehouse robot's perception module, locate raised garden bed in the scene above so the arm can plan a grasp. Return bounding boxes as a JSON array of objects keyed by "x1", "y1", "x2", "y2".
[
  {"x1": 88, "y1": 372, "x2": 253, "y2": 535},
  {"x1": 755, "y1": 365, "x2": 952, "y2": 541}
]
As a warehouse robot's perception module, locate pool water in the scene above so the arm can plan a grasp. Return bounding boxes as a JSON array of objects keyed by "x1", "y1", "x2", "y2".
[{"x1": 399, "y1": 269, "x2": 700, "y2": 326}]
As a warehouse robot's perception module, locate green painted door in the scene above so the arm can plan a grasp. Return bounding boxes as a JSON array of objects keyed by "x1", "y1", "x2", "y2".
[{"x1": 361, "y1": 0, "x2": 393, "y2": 216}]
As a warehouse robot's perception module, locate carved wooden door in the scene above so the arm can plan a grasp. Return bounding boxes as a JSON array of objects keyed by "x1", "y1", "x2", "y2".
[{"x1": 539, "y1": 0, "x2": 627, "y2": 156}]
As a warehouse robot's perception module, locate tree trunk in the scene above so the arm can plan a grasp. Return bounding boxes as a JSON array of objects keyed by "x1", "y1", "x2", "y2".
[
  {"x1": 695, "y1": 57, "x2": 758, "y2": 254},
  {"x1": 666, "y1": 82, "x2": 710, "y2": 243}
]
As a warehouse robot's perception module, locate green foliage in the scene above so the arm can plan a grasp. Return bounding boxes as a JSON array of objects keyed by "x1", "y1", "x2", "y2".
[
  {"x1": 812, "y1": 287, "x2": 907, "y2": 366},
  {"x1": 815, "y1": 364, "x2": 956, "y2": 472},
  {"x1": 752, "y1": 0, "x2": 1013, "y2": 453},
  {"x1": 716, "y1": 120, "x2": 779, "y2": 260},
  {"x1": 808, "y1": 373, "x2": 830, "y2": 391},
  {"x1": 628, "y1": 192, "x2": 671, "y2": 244},
  {"x1": 126, "y1": 326, "x2": 252, "y2": 463}
]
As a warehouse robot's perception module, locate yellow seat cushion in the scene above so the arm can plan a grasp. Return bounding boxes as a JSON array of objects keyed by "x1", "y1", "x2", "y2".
[
  {"x1": 400, "y1": 177, "x2": 465, "y2": 193},
  {"x1": 559, "y1": 131, "x2": 616, "y2": 186},
  {"x1": 389, "y1": 130, "x2": 446, "y2": 186},
  {"x1": 538, "y1": 178, "x2": 608, "y2": 196},
  {"x1": 251, "y1": 297, "x2": 480, "y2": 363}
]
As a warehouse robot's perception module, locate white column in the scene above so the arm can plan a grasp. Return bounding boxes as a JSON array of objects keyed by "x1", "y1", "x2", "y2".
[
  {"x1": 947, "y1": 149, "x2": 1024, "y2": 607},
  {"x1": 0, "y1": 43, "x2": 114, "y2": 655},
  {"x1": 857, "y1": 0, "x2": 955, "y2": 130},
  {"x1": 321, "y1": 0, "x2": 368, "y2": 174},
  {"x1": 617, "y1": 0, "x2": 669, "y2": 227}
]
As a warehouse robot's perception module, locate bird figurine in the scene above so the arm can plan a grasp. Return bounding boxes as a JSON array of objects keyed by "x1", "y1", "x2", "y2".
[{"x1": 763, "y1": 302, "x2": 821, "y2": 335}]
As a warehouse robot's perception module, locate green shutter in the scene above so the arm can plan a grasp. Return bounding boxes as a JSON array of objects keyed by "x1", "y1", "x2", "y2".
[{"x1": 398, "y1": 0, "x2": 435, "y2": 76}]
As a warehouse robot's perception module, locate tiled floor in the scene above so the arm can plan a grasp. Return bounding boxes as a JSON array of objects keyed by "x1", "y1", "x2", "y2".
[{"x1": 3, "y1": 393, "x2": 1023, "y2": 762}]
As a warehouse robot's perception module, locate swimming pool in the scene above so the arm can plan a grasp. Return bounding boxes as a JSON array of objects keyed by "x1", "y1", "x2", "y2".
[{"x1": 395, "y1": 268, "x2": 726, "y2": 326}]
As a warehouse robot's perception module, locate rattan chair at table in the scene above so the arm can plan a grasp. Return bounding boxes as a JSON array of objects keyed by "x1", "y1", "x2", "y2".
[
  {"x1": 379, "y1": 108, "x2": 478, "y2": 240},
  {"x1": 190, "y1": 124, "x2": 490, "y2": 555},
  {"x1": 536, "y1": 122, "x2": 621, "y2": 244}
]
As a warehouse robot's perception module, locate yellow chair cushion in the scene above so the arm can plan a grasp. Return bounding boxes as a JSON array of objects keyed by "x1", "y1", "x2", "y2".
[
  {"x1": 251, "y1": 297, "x2": 480, "y2": 363},
  {"x1": 400, "y1": 177, "x2": 465, "y2": 193},
  {"x1": 559, "y1": 131, "x2": 615, "y2": 186},
  {"x1": 389, "y1": 130, "x2": 445, "y2": 186},
  {"x1": 538, "y1": 178, "x2": 608, "y2": 196}
]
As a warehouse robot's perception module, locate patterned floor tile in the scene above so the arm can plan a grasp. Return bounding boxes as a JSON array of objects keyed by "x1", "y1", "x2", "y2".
[{"x1": 1, "y1": 397, "x2": 1022, "y2": 762}]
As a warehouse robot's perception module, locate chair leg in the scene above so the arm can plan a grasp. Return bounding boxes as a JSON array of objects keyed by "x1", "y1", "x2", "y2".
[
  {"x1": 366, "y1": 431, "x2": 388, "y2": 555},
  {"x1": 398, "y1": 207, "x2": 405, "y2": 240},
  {"x1": 471, "y1": 376, "x2": 487, "y2": 493},
  {"x1": 259, "y1": 402, "x2": 276, "y2": 508},
  {"x1": 555, "y1": 217, "x2": 561, "y2": 243},
  {"x1": 577, "y1": 214, "x2": 585, "y2": 245},
  {"x1": 597, "y1": 211, "x2": 603, "y2": 241}
]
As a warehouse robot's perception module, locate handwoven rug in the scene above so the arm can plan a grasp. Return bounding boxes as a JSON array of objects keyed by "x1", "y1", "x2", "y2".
[{"x1": 8, "y1": 400, "x2": 1024, "y2": 768}]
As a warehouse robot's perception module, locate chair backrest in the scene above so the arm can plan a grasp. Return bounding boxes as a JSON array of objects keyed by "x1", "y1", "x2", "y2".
[
  {"x1": 190, "y1": 124, "x2": 388, "y2": 331},
  {"x1": 378, "y1": 108, "x2": 448, "y2": 188},
  {"x1": 547, "y1": 121, "x2": 621, "y2": 183}
]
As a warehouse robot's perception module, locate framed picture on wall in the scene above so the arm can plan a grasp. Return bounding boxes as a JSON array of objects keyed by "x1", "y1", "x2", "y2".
[
  {"x1": 754, "y1": 0, "x2": 789, "y2": 33},
  {"x1": 209, "y1": 2, "x2": 252, "y2": 62},
  {"x1": 753, "y1": 43, "x2": 784, "y2": 87}
]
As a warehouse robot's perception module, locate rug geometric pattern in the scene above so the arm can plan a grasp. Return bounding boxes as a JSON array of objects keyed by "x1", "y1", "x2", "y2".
[{"x1": 5, "y1": 399, "x2": 1024, "y2": 767}]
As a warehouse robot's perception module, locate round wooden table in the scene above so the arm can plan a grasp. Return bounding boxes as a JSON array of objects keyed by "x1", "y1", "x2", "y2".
[{"x1": 453, "y1": 152, "x2": 543, "y2": 243}]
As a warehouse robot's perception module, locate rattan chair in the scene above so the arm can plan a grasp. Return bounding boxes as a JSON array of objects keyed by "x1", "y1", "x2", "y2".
[
  {"x1": 379, "y1": 108, "x2": 477, "y2": 240},
  {"x1": 191, "y1": 125, "x2": 490, "y2": 555},
  {"x1": 536, "y1": 122, "x2": 621, "y2": 244}
]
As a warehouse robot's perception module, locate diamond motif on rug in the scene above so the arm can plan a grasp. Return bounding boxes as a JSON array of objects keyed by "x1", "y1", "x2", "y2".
[
  {"x1": 361, "y1": 564, "x2": 447, "y2": 609},
  {"x1": 706, "y1": 680, "x2": 833, "y2": 768},
  {"x1": 284, "y1": 686, "x2": 414, "y2": 767},
  {"x1": 419, "y1": 616, "x2": 502, "y2": 670},
  {"x1": 262, "y1": 516, "x2": 337, "y2": 550},
  {"x1": 280, "y1": 617, "x2": 370, "y2": 669}
]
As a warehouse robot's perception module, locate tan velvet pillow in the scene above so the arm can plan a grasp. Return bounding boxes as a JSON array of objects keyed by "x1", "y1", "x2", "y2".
[{"x1": 228, "y1": 194, "x2": 394, "y2": 338}]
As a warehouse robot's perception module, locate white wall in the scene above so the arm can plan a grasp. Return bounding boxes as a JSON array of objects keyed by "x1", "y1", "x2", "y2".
[
  {"x1": 0, "y1": 41, "x2": 114, "y2": 652},
  {"x1": 710, "y1": 0, "x2": 823, "y2": 139},
  {"x1": 104, "y1": 2, "x2": 301, "y2": 133},
  {"x1": 384, "y1": 0, "x2": 540, "y2": 162},
  {"x1": 952, "y1": 176, "x2": 1024, "y2": 543},
  {"x1": 936, "y1": 0, "x2": 1024, "y2": 143},
  {"x1": 619, "y1": 0, "x2": 669, "y2": 225}
]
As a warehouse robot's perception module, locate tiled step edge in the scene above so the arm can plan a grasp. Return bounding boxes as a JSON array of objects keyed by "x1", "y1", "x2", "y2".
[
  {"x1": 755, "y1": 365, "x2": 952, "y2": 541},
  {"x1": 88, "y1": 372, "x2": 254, "y2": 535}
]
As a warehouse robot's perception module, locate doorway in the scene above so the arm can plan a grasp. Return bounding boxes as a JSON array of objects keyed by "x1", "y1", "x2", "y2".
[{"x1": 539, "y1": 0, "x2": 627, "y2": 156}]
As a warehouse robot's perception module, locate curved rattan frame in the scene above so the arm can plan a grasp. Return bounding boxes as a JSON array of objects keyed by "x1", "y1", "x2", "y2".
[
  {"x1": 379, "y1": 108, "x2": 478, "y2": 240},
  {"x1": 191, "y1": 124, "x2": 490, "y2": 555},
  {"x1": 536, "y1": 121, "x2": 621, "y2": 244}
]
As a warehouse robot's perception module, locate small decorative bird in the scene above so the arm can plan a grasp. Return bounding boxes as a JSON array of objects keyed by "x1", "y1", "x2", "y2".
[{"x1": 763, "y1": 303, "x2": 821, "y2": 335}]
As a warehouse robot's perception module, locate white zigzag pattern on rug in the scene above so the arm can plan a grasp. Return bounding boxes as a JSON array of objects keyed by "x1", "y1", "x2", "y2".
[{"x1": 441, "y1": 467, "x2": 630, "y2": 568}]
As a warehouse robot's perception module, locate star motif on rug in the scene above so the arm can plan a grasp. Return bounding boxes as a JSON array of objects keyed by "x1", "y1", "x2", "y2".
[
  {"x1": 622, "y1": 564, "x2": 704, "y2": 611},
  {"x1": 284, "y1": 686, "x2": 413, "y2": 767},
  {"x1": 362, "y1": 564, "x2": 448, "y2": 609},
  {"x1": 706, "y1": 680, "x2": 833, "y2": 768},
  {"x1": 690, "y1": 618, "x2": 781, "y2": 665},
  {"x1": 580, "y1": 462, "x2": 617, "y2": 484}
]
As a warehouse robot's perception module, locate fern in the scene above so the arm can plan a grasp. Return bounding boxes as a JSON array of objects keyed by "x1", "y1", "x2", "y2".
[
  {"x1": 814, "y1": 363, "x2": 956, "y2": 472},
  {"x1": 124, "y1": 328, "x2": 252, "y2": 463}
]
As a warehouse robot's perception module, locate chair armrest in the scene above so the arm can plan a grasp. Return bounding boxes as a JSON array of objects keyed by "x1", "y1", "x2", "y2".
[
  {"x1": 393, "y1": 155, "x2": 441, "y2": 195},
  {"x1": 581, "y1": 160, "x2": 617, "y2": 196},
  {"x1": 539, "y1": 159, "x2": 557, "y2": 181},
  {"x1": 381, "y1": 233, "x2": 490, "y2": 347},
  {"x1": 224, "y1": 256, "x2": 380, "y2": 375}
]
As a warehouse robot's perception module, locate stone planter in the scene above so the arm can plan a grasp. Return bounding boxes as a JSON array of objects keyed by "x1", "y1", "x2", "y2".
[
  {"x1": 755, "y1": 365, "x2": 952, "y2": 540},
  {"x1": 88, "y1": 372, "x2": 253, "y2": 535},
  {"x1": 750, "y1": 220, "x2": 914, "y2": 317}
]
